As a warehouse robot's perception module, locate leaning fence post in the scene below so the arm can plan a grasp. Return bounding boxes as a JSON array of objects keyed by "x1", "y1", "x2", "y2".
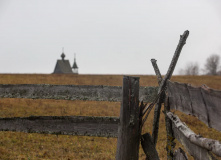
[
  {"x1": 116, "y1": 76, "x2": 140, "y2": 160},
  {"x1": 152, "y1": 30, "x2": 189, "y2": 146}
]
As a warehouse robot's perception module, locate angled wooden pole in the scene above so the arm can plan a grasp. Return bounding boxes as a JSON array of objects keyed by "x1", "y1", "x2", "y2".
[
  {"x1": 151, "y1": 59, "x2": 165, "y2": 146},
  {"x1": 141, "y1": 133, "x2": 160, "y2": 160},
  {"x1": 116, "y1": 76, "x2": 140, "y2": 160},
  {"x1": 151, "y1": 59, "x2": 162, "y2": 85},
  {"x1": 158, "y1": 30, "x2": 189, "y2": 92},
  {"x1": 150, "y1": 59, "x2": 177, "y2": 160},
  {"x1": 151, "y1": 30, "x2": 189, "y2": 146}
]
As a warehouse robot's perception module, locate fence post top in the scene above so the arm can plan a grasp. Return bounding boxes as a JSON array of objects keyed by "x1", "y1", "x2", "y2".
[{"x1": 123, "y1": 76, "x2": 140, "y2": 80}]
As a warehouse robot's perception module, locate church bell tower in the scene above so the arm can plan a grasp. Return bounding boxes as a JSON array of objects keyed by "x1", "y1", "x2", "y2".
[{"x1": 72, "y1": 53, "x2": 78, "y2": 74}]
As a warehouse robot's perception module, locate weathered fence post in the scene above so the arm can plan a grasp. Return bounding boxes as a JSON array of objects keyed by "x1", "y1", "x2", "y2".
[
  {"x1": 164, "y1": 96, "x2": 175, "y2": 160},
  {"x1": 116, "y1": 76, "x2": 140, "y2": 160}
]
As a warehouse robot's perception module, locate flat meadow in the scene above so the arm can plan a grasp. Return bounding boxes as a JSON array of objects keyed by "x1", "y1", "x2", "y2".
[{"x1": 0, "y1": 74, "x2": 220, "y2": 160}]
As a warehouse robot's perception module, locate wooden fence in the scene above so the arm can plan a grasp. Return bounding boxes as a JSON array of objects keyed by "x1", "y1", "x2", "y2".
[
  {"x1": 0, "y1": 30, "x2": 221, "y2": 160},
  {"x1": 167, "y1": 80, "x2": 221, "y2": 131},
  {"x1": 145, "y1": 30, "x2": 221, "y2": 160},
  {"x1": 0, "y1": 76, "x2": 157, "y2": 159},
  {"x1": 164, "y1": 80, "x2": 221, "y2": 160}
]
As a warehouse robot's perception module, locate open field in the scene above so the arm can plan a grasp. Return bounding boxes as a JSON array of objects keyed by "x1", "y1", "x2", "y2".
[
  {"x1": 0, "y1": 74, "x2": 221, "y2": 89},
  {"x1": 0, "y1": 74, "x2": 220, "y2": 159}
]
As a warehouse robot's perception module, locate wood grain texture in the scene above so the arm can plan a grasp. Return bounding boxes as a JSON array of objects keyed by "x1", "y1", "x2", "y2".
[
  {"x1": 116, "y1": 76, "x2": 140, "y2": 160},
  {"x1": 0, "y1": 84, "x2": 157, "y2": 102},
  {"x1": 201, "y1": 85, "x2": 221, "y2": 132},
  {"x1": 167, "y1": 80, "x2": 221, "y2": 131},
  {"x1": 0, "y1": 116, "x2": 119, "y2": 137},
  {"x1": 167, "y1": 112, "x2": 220, "y2": 159}
]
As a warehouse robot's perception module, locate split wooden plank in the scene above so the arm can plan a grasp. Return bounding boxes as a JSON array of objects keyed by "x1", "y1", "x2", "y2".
[
  {"x1": 186, "y1": 84, "x2": 209, "y2": 126},
  {"x1": 201, "y1": 85, "x2": 221, "y2": 132},
  {"x1": 0, "y1": 116, "x2": 119, "y2": 137},
  {"x1": 0, "y1": 84, "x2": 157, "y2": 102},
  {"x1": 167, "y1": 112, "x2": 221, "y2": 159},
  {"x1": 167, "y1": 81, "x2": 209, "y2": 126},
  {"x1": 167, "y1": 80, "x2": 221, "y2": 131}
]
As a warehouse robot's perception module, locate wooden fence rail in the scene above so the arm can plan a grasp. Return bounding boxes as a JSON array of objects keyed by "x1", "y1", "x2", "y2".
[
  {"x1": 167, "y1": 112, "x2": 221, "y2": 159},
  {"x1": 0, "y1": 116, "x2": 119, "y2": 137},
  {"x1": 165, "y1": 81, "x2": 221, "y2": 160},
  {"x1": 0, "y1": 84, "x2": 157, "y2": 102},
  {"x1": 167, "y1": 80, "x2": 221, "y2": 131}
]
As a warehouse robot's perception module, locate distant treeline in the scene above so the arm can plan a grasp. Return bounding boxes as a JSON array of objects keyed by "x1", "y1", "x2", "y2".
[{"x1": 179, "y1": 54, "x2": 221, "y2": 75}]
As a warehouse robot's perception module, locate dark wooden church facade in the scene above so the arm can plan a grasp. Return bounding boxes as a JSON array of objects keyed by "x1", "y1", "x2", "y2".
[{"x1": 53, "y1": 51, "x2": 78, "y2": 74}]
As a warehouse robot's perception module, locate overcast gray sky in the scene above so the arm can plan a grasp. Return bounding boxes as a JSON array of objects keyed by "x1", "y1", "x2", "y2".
[{"x1": 0, "y1": 0, "x2": 221, "y2": 75}]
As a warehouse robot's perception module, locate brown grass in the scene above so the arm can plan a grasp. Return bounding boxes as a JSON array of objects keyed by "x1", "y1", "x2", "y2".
[{"x1": 0, "y1": 74, "x2": 220, "y2": 160}]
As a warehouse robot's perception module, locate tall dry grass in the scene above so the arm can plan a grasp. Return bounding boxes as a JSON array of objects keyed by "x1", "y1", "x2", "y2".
[{"x1": 0, "y1": 74, "x2": 220, "y2": 159}]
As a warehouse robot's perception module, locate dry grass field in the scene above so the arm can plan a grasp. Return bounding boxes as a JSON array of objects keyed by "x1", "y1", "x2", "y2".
[{"x1": 0, "y1": 74, "x2": 220, "y2": 160}]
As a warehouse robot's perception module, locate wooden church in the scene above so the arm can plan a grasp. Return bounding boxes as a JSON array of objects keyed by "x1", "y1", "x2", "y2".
[{"x1": 53, "y1": 50, "x2": 78, "y2": 74}]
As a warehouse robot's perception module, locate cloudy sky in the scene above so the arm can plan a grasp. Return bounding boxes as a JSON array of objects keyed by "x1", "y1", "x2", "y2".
[{"x1": 0, "y1": 0, "x2": 221, "y2": 75}]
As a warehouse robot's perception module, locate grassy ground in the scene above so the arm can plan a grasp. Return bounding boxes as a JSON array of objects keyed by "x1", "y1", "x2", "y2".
[{"x1": 0, "y1": 74, "x2": 220, "y2": 160}]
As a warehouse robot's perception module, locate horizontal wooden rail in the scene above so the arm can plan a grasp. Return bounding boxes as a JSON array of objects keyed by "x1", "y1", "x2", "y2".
[
  {"x1": 0, "y1": 116, "x2": 119, "y2": 137},
  {"x1": 0, "y1": 84, "x2": 158, "y2": 102},
  {"x1": 167, "y1": 80, "x2": 221, "y2": 131},
  {"x1": 167, "y1": 112, "x2": 221, "y2": 159}
]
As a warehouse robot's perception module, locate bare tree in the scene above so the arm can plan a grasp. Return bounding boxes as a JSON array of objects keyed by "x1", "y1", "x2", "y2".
[
  {"x1": 204, "y1": 54, "x2": 220, "y2": 75},
  {"x1": 179, "y1": 62, "x2": 199, "y2": 75}
]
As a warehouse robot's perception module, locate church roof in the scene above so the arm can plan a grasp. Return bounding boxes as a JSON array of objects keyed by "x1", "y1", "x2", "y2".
[
  {"x1": 53, "y1": 60, "x2": 73, "y2": 74},
  {"x1": 53, "y1": 51, "x2": 73, "y2": 74},
  {"x1": 53, "y1": 50, "x2": 79, "y2": 74}
]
